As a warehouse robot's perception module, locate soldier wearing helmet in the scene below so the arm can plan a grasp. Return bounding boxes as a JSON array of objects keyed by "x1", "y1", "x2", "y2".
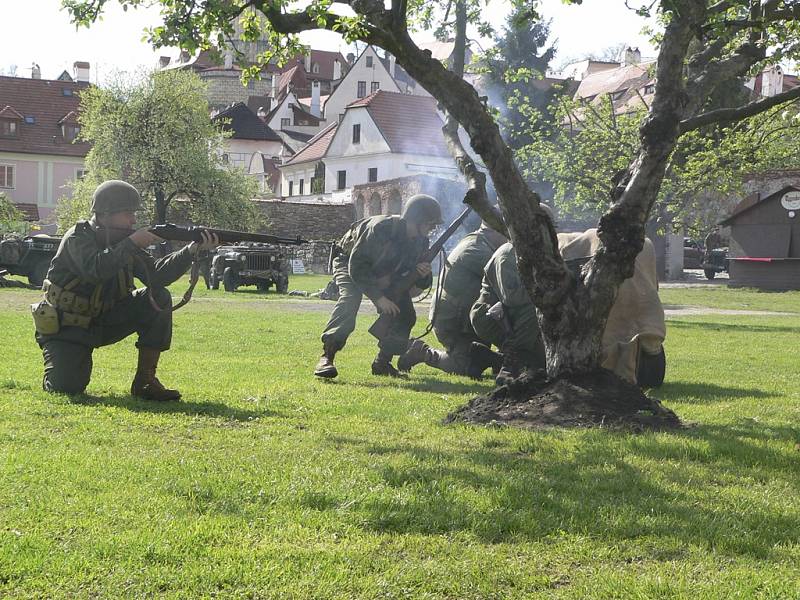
[
  {"x1": 32, "y1": 180, "x2": 219, "y2": 400},
  {"x1": 314, "y1": 193, "x2": 443, "y2": 378}
]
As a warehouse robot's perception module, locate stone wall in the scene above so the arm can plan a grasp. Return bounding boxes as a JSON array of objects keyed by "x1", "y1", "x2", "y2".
[
  {"x1": 256, "y1": 198, "x2": 354, "y2": 242},
  {"x1": 200, "y1": 71, "x2": 273, "y2": 111}
]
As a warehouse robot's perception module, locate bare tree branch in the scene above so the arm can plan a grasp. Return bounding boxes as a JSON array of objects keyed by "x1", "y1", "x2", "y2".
[{"x1": 680, "y1": 86, "x2": 800, "y2": 133}]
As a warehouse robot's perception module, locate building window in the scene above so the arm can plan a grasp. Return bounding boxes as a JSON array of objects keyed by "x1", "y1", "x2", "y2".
[
  {"x1": 76, "y1": 168, "x2": 89, "y2": 180},
  {"x1": 357, "y1": 81, "x2": 366, "y2": 98},
  {"x1": 0, "y1": 165, "x2": 14, "y2": 188},
  {"x1": 312, "y1": 63, "x2": 320, "y2": 74},
  {"x1": 288, "y1": 181, "x2": 293, "y2": 196},
  {"x1": 368, "y1": 167, "x2": 378, "y2": 183},
  {"x1": 352, "y1": 124, "x2": 361, "y2": 144},
  {"x1": 366, "y1": 56, "x2": 373, "y2": 68},
  {"x1": 337, "y1": 170, "x2": 346, "y2": 190},
  {"x1": 299, "y1": 179, "x2": 304, "y2": 195},
  {"x1": 644, "y1": 84, "x2": 656, "y2": 95},
  {"x1": 24, "y1": 116, "x2": 35, "y2": 124},
  {"x1": 62, "y1": 124, "x2": 80, "y2": 142},
  {"x1": 281, "y1": 117, "x2": 291, "y2": 127},
  {"x1": 371, "y1": 81, "x2": 380, "y2": 94},
  {"x1": 0, "y1": 119, "x2": 18, "y2": 138}
]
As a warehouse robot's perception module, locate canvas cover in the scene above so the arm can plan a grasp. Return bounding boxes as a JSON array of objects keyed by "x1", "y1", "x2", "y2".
[{"x1": 557, "y1": 229, "x2": 666, "y2": 382}]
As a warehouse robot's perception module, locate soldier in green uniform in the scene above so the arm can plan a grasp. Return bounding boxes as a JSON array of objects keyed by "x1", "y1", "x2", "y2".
[
  {"x1": 313, "y1": 194, "x2": 442, "y2": 379},
  {"x1": 32, "y1": 180, "x2": 218, "y2": 400},
  {"x1": 397, "y1": 222, "x2": 506, "y2": 377},
  {"x1": 470, "y1": 242, "x2": 547, "y2": 383}
]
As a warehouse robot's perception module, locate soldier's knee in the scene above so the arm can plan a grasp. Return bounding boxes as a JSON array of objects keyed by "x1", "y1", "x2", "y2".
[
  {"x1": 151, "y1": 287, "x2": 173, "y2": 309},
  {"x1": 43, "y1": 369, "x2": 89, "y2": 395}
]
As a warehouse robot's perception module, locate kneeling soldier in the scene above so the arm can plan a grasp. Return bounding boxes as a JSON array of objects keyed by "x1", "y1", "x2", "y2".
[
  {"x1": 314, "y1": 194, "x2": 441, "y2": 378},
  {"x1": 32, "y1": 180, "x2": 218, "y2": 400}
]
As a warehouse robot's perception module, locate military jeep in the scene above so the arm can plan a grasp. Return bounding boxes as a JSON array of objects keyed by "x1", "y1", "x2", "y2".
[
  {"x1": 210, "y1": 243, "x2": 291, "y2": 293},
  {"x1": 0, "y1": 234, "x2": 61, "y2": 287}
]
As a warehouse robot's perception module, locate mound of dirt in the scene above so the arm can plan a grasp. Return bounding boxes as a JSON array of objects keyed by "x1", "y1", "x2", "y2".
[{"x1": 445, "y1": 369, "x2": 681, "y2": 431}]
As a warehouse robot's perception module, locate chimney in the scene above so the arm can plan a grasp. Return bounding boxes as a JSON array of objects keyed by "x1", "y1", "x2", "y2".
[
  {"x1": 271, "y1": 74, "x2": 278, "y2": 99},
  {"x1": 346, "y1": 53, "x2": 355, "y2": 65},
  {"x1": 31, "y1": 63, "x2": 41, "y2": 79},
  {"x1": 73, "y1": 61, "x2": 90, "y2": 83},
  {"x1": 311, "y1": 81, "x2": 321, "y2": 117},
  {"x1": 305, "y1": 51, "x2": 312, "y2": 73},
  {"x1": 224, "y1": 52, "x2": 233, "y2": 70},
  {"x1": 159, "y1": 56, "x2": 171, "y2": 69},
  {"x1": 257, "y1": 106, "x2": 268, "y2": 121},
  {"x1": 333, "y1": 58, "x2": 342, "y2": 80},
  {"x1": 179, "y1": 50, "x2": 190, "y2": 63},
  {"x1": 388, "y1": 54, "x2": 396, "y2": 78},
  {"x1": 623, "y1": 47, "x2": 641, "y2": 66},
  {"x1": 763, "y1": 65, "x2": 784, "y2": 97}
]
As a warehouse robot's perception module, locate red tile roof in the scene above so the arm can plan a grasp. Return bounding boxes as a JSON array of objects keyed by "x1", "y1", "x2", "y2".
[
  {"x1": 0, "y1": 75, "x2": 90, "y2": 157},
  {"x1": 282, "y1": 122, "x2": 338, "y2": 165},
  {"x1": 348, "y1": 91, "x2": 449, "y2": 156}
]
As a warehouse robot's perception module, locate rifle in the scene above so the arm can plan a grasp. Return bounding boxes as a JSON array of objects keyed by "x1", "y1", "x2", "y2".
[
  {"x1": 368, "y1": 206, "x2": 472, "y2": 340},
  {"x1": 96, "y1": 223, "x2": 309, "y2": 247}
]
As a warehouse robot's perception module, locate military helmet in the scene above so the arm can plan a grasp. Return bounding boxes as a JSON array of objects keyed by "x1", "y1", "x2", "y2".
[
  {"x1": 401, "y1": 194, "x2": 444, "y2": 225},
  {"x1": 90, "y1": 180, "x2": 143, "y2": 214}
]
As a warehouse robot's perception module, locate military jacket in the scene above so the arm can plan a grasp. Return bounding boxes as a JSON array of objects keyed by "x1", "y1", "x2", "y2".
[
  {"x1": 436, "y1": 226, "x2": 506, "y2": 314},
  {"x1": 46, "y1": 220, "x2": 194, "y2": 307},
  {"x1": 482, "y1": 242, "x2": 532, "y2": 308},
  {"x1": 340, "y1": 215, "x2": 431, "y2": 302}
]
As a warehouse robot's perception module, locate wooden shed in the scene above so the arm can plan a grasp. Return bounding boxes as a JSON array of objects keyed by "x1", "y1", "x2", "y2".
[{"x1": 721, "y1": 185, "x2": 800, "y2": 290}]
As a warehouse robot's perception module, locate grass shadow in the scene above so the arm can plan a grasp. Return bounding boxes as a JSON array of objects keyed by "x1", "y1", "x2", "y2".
[
  {"x1": 327, "y1": 419, "x2": 800, "y2": 558},
  {"x1": 656, "y1": 381, "x2": 777, "y2": 404},
  {"x1": 69, "y1": 393, "x2": 275, "y2": 421},
  {"x1": 352, "y1": 375, "x2": 491, "y2": 396}
]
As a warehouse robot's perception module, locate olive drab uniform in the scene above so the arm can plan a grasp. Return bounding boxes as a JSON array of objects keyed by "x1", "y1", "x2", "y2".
[
  {"x1": 398, "y1": 225, "x2": 506, "y2": 376},
  {"x1": 321, "y1": 215, "x2": 432, "y2": 357},
  {"x1": 470, "y1": 242, "x2": 547, "y2": 374},
  {"x1": 33, "y1": 219, "x2": 194, "y2": 394}
]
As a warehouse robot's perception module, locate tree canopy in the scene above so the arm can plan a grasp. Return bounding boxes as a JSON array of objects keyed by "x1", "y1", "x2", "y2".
[
  {"x1": 57, "y1": 69, "x2": 260, "y2": 232},
  {"x1": 0, "y1": 193, "x2": 26, "y2": 235}
]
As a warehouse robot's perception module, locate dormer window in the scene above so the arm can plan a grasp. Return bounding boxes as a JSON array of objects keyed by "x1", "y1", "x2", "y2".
[
  {"x1": 62, "y1": 124, "x2": 80, "y2": 142},
  {"x1": 0, "y1": 119, "x2": 18, "y2": 138}
]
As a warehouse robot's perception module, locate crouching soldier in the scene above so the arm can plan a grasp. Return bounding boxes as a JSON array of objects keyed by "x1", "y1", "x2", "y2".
[
  {"x1": 314, "y1": 194, "x2": 442, "y2": 378},
  {"x1": 32, "y1": 180, "x2": 218, "y2": 400},
  {"x1": 398, "y1": 221, "x2": 506, "y2": 377},
  {"x1": 470, "y1": 242, "x2": 547, "y2": 384}
]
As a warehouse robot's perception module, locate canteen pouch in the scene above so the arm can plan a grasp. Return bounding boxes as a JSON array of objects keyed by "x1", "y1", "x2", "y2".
[{"x1": 31, "y1": 301, "x2": 60, "y2": 335}]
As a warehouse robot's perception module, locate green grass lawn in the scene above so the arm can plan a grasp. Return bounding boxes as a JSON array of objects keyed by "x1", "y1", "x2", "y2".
[{"x1": 1, "y1": 283, "x2": 799, "y2": 598}]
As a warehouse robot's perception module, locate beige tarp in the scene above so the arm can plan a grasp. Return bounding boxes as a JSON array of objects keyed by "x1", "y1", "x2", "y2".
[{"x1": 557, "y1": 229, "x2": 666, "y2": 383}]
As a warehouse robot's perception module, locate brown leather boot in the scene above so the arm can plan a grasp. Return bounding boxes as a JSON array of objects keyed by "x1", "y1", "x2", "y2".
[
  {"x1": 371, "y1": 351, "x2": 402, "y2": 377},
  {"x1": 397, "y1": 339, "x2": 435, "y2": 372},
  {"x1": 131, "y1": 348, "x2": 181, "y2": 401},
  {"x1": 314, "y1": 340, "x2": 339, "y2": 378}
]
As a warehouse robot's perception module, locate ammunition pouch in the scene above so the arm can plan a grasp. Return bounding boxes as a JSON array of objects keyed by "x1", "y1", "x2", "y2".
[{"x1": 31, "y1": 300, "x2": 60, "y2": 335}]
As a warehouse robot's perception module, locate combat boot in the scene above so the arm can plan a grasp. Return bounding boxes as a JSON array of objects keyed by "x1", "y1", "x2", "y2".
[
  {"x1": 398, "y1": 339, "x2": 439, "y2": 372},
  {"x1": 130, "y1": 348, "x2": 181, "y2": 401},
  {"x1": 314, "y1": 340, "x2": 340, "y2": 379},
  {"x1": 495, "y1": 348, "x2": 521, "y2": 387},
  {"x1": 467, "y1": 342, "x2": 503, "y2": 379},
  {"x1": 371, "y1": 351, "x2": 402, "y2": 377}
]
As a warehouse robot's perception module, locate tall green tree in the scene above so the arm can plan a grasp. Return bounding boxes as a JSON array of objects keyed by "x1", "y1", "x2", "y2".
[
  {"x1": 57, "y1": 69, "x2": 260, "y2": 232},
  {"x1": 64, "y1": 0, "x2": 800, "y2": 388},
  {"x1": 483, "y1": 7, "x2": 559, "y2": 150},
  {"x1": 0, "y1": 193, "x2": 26, "y2": 235}
]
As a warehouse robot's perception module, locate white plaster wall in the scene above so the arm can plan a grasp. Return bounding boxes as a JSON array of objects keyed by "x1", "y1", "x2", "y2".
[
  {"x1": 323, "y1": 47, "x2": 401, "y2": 123},
  {"x1": 326, "y1": 108, "x2": 390, "y2": 158},
  {"x1": 223, "y1": 139, "x2": 283, "y2": 171}
]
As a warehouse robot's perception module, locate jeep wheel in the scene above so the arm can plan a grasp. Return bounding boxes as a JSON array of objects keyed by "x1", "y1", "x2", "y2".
[
  {"x1": 275, "y1": 277, "x2": 289, "y2": 294},
  {"x1": 256, "y1": 281, "x2": 270, "y2": 292},
  {"x1": 28, "y1": 259, "x2": 50, "y2": 288},
  {"x1": 222, "y1": 267, "x2": 238, "y2": 292},
  {"x1": 704, "y1": 269, "x2": 716, "y2": 280},
  {"x1": 209, "y1": 270, "x2": 219, "y2": 290}
]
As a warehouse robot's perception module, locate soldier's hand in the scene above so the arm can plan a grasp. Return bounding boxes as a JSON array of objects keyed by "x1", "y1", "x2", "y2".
[
  {"x1": 190, "y1": 231, "x2": 221, "y2": 254},
  {"x1": 416, "y1": 262, "x2": 432, "y2": 278},
  {"x1": 375, "y1": 296, "x2": 400, "y2": 316},
  {"x1": 129, "y1": 228, "x2": 162, "y2": 249}
]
